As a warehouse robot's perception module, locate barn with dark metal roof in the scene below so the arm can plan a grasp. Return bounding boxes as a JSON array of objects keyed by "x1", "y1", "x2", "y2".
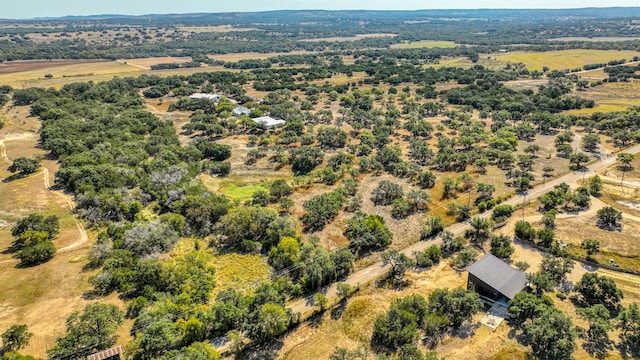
[{"x1": 466, "y1": 253, "x2": 528, "y2": 302}]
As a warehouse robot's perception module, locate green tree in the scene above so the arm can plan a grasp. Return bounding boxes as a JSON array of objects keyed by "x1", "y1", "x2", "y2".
[
  {"x1": 581, "y1": 238, "x2": 600, "y2": 258},
  {"x1": 569, "y1": 152, "x2": 590, "y2": 170},
  {"x1": 618, "y1": 303, "x2": 640, "y2": 350},
  {"x1": 1, "y1": 325, "x2": 32, "y2": 352},
  {"x1": 577, "y1": 304, "x2": 613, "y2": 358},
  {"x1": 7, "y1": 157, "x2": 40, "y2": 176},
  {"x1": 490, "y1": 234, "x2": 515, "y2": 259},
  {"x1": 48, "y1": 303, "x2": 124, "y2": 360},
  {"x1": 525, "y1": 307, "x2": 577, "y2": 360},
  {"x1": 618, "y1": 152, "x2": 635, "y2": 188},
  {"x1": 508, "y1": 292, "x2": 554, "y2": 324},
  {"x1": 313, "y1": 293, "x2": 329, "y2": 312},
  {"x1": 268, "y1": 237, "x2": 300, "y2": 270},
  {"x1": 587, "y1": 175, "x2": 603, "y2": 196},
  {"x1": 540, "y1": 255, "x2": 575, "y2": 283},
  {"x1": 466, "y1": 216, "x2": 490, "y2": 244},
  {"x1": 597, "y1": 206, "x2": 622, "y2": 228},
  {"x1": 371, "y1": 181, "x2": 403, "y2": 206},
  {"x1": 344, "y1": 211, "x2": 392, "y2": 254},
  {"x1": 216, "y1": 206, "x2": 279, "y2": 251},
  {"x1": 582, "y1": 133, "x2": 601, "y2": 152},
  {"x1": 10, "y1": 214, "x2": 59, "y2": 240},
  {"x1": 302, "y1": 190, "x2": 344, "y2": 231},
  {"x1": 514, "y1": 220, "x2": 536, "y2": 242},
  {"x1": 528, "y1": 271, "x2": 556, "y2": 296},
  {"x1": 573, "y1": 273, "x2": 623, "y2": 309},
  {"x1": 382, "y1": 250, "x2": 414, "y2": 283},
  {"x1": 442, "y1": 177, "x2": 456, "y2": 199},
  {"x1": 249, "y1": 303, "x2": 290, "y2": 343}
]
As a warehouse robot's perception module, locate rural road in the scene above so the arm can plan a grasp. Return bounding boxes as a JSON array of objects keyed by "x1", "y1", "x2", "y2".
[
  {"x1": 285, "y1": 143, "x2": 640, "y2": 318},
  {"x1": 213, "y1": 144, "x2": 640, "y2": 354}
]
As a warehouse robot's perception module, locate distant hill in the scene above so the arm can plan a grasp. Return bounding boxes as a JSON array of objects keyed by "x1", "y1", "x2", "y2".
[{"x1": 4, "y1": 7, "x2": 640, "y2": 24}]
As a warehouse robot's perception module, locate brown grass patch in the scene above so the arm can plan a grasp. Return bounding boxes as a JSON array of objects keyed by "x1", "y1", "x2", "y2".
[{"x1": 0, "y1": 61, "x2": 142, "y2": 88}]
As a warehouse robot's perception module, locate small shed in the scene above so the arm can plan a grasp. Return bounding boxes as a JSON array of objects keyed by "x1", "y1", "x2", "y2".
[
  {"x1": 467, "y1": 253, "x2": 527, "y2": 303},
  {"x1": 86, "y1": 345, "x2": 125, "y2": 360},
  {"x1": 232, "y1": 106, "x2": 252, "y2": 117},
  {"x1": 252, "y1": 116, "x2": 286, "y2": 129}
]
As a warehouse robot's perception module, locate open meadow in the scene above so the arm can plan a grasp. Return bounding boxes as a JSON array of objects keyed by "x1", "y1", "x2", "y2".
[{"x1": 492, "y1": 49, "x2": 640, "y2": 71}]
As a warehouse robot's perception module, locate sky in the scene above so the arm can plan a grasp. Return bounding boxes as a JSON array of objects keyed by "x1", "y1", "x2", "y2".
[{"x1": 4, "y1": 0, "x2": 640, "y2": 19}]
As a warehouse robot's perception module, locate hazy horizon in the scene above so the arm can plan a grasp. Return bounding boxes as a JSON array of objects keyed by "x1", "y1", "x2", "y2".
[{"x1": 4, "y1": 0, "x2": 640, "y2": 20}]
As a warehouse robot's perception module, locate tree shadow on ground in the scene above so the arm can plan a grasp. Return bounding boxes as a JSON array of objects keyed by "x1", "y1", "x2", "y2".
[
  {"x1": 616, "y1": 336, "x2": 640, "y2": 359},
  {"x1": 308, "y1": 310, "x2": 325, "y2": 329},
  {"x1": 330, "y1": 298, "x2": 348, "y2": 320},
  {"x1": 375, "y1": 274, "x2": 410, "y2": 290},
  {"x1": 582, "y1": 335, "x2": 613, "y2": 359},
  {"x1": 453, "y1": 321, "x2": 480, "y2": 340},
  {"x1": 1, "y1": 173, "x2": 27, "y2": 183},
  {"x1": 236, "y1": 338, "x2": 284, "y2": 360}
]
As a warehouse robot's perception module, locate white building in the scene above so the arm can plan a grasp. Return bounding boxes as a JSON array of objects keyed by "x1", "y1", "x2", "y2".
[
  {"x1": 189, "y1": 93, "x2": 221, "y2": 102},
  {"x1": 232, "y1": 106, "x2": 252, "y2": 117},
  {"x1": 252, "y1": 116, "x2": 286, "y2": 129}
]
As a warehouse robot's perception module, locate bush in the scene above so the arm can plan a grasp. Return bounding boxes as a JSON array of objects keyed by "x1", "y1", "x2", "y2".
[
  {"x1": 391, "y1": 198, "x2": 413, "y2": 219},
  {"x1": 491, "y1": 204, "x2": 514, "y2": 222},
  {"x1": 514, "y1": 220, "x2": 536, "y2": 242},
  {"x1": 420, "y1": 216, "x2": 445, "y2": 239},
  {"x1": 414, "y1": 245, "x2": 442, "y2": 268}
]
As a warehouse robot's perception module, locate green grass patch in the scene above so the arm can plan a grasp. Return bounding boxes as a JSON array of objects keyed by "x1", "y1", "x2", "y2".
[
  {"x1": 221, "y1": 183, "x2": 267, "y2": 200},
  {"x1": 211, "y1": 253, "x2": 271, "y2": 297}
]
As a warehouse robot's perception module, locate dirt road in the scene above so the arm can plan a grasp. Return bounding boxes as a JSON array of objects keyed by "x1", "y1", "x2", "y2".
[{"x1": 286, "y1": 143, "x2": 640, "y2": 318}]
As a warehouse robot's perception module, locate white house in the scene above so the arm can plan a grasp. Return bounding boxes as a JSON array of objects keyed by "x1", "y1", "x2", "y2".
[
  {"x1": 232, "y1": 106, "x2": 252, "y2": 117},
  {"x1": 189, "y1": 93, "x2": 221, "y2": 102},
  {"x1": 252, "y1": 116, "x2": 286, "y2": 129}
]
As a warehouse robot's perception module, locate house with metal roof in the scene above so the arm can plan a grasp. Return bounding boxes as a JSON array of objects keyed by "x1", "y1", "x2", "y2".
[
  {"x1": 189, "y1": 93, "x2": 221, "y2": 102},
  {"x1": 232, "y1": 106, "x2": 252, "y2": 117},
  {"x1": 466, "y1": 253, "x2": 528, "y2": 303},
  {"x1": 252, "y1": 116, "x2": 286, "y2": 129}
]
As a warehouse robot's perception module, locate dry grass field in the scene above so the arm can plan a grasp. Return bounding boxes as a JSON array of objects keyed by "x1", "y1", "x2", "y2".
[
  {"x1": 492, "y1": 50, "x2": 640, "y2": 71},
  {"x1": 0, "y1": 60, "x2": 143, "y2": 88},
  {"x1": 120, "y1": 56, "x2": 195, "y2": 70},
  {"x1": 564, "y1": 81, "x2": 640, "y2": 115}
]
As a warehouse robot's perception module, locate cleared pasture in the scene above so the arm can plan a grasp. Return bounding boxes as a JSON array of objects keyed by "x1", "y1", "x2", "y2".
[
  {"x1": 0, "y1": 61, "x2": 142, "y2": 88},
  {"x1": 492, "y1": 49, "x2": 640, "y2": 71}
]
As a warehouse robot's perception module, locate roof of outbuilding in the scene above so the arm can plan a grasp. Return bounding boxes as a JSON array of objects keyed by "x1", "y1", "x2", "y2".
[{"x1": 467, "y1": 253, "x2": 527, "y2": 300}]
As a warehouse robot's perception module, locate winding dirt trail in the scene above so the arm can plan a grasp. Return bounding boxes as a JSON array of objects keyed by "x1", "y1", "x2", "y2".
[
  {"x1": 0, "y1": 140, "x2": 11, "y2": 165},
  {"x1": 0, "y1": 133, "x2": 88, "y2": 261},
  {"x1": 41, "y1": 167, "x2": 88, "y2": 253}
]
